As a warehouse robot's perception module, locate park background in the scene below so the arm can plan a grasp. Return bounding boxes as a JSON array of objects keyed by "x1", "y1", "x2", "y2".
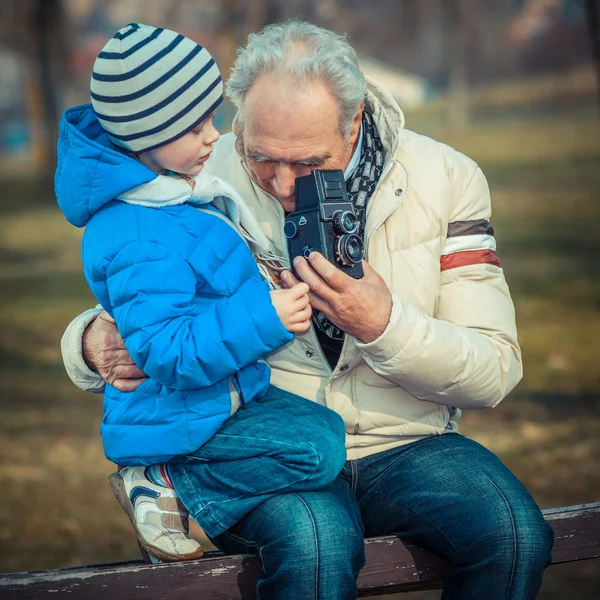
[{"x1": 0, "y1": 0, "x2": 599, "y2": 598}]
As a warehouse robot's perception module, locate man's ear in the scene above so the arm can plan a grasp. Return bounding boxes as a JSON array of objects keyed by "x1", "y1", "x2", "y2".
[
  {"x1": 349, "y1": 101, "x2": 364, "y2": 146},
  {"x1": 232, "y1": 111, "x2": 241, "y2": 137},
  {"x1": 233, "y1": 113, "x2": 245, "y2": 157}
]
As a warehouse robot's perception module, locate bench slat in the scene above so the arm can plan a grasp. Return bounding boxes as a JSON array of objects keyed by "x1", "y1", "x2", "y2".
[{"x1": 1, "y1": 503, "x2": 598, "y2": 599}]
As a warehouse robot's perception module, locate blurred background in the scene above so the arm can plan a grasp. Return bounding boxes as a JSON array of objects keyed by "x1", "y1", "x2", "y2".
[{"x1": 0, "y1": 0, "x2": 599, "y2": 598}]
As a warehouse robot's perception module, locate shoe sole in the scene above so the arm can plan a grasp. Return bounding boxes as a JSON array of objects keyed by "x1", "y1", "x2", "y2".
[
  {"x1": 137, "y1": 541, "x2": 164, "y2": 564},
  {"x1": 109, "y1": 471, "x2": 205, "y2": 563}
]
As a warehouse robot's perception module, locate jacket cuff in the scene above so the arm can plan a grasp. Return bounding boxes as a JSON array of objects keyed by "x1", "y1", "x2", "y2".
[
  {"x1": 60, "y1": 306, "x2": 105, "y2": 393},
  {"x1": 353, "y1": 293, "x2": 418, "y2": 363}
]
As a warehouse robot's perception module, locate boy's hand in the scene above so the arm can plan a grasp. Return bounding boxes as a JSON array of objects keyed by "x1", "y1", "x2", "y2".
[{"x1": 270, "y1": 282, "x2": 312, "y2": 333}]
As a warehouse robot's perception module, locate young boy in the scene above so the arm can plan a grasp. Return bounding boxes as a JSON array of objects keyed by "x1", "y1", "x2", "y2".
[{"x1": 55, "y1": 23, "x2": 347, "y2": 563}]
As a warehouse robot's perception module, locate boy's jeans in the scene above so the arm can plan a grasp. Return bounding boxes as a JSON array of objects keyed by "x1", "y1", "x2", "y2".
[
  {"x1": 169, "y1": 385, "x2": 347, "y2": 538},
  {"x1": 210, "y1": 433, "x2": 554, "y2": 600}
]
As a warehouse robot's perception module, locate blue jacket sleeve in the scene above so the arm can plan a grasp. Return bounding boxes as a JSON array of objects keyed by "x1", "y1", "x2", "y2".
[{"x1": 104, "y1": 240, "x2": 293, "y2": 390}]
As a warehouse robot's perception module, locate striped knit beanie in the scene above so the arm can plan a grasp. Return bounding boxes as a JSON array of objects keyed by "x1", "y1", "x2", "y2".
[{"x1": 91, "y1": 23, "x2": 223, "y2": 154}]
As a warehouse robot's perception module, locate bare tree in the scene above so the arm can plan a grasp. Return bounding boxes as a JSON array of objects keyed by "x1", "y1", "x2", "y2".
[{"x1": 30, "y1": 0, "x2": 67, "y2": 172}]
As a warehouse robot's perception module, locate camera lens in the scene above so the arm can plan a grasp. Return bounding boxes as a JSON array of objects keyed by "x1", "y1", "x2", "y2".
[
  {"x1": 336, "y1": 234, "x2": 364, "y2": 266},
  {"x1": 333, "y1": 210, "x2": 358, "y2": 234}
]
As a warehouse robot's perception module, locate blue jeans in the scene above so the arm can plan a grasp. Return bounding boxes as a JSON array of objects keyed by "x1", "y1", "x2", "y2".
[
  {"x1": 210, "y1": 433, "x2": 554, "y2": 600},
  {"x1": 169, "y1": 385, "x2": 347, "y2": 538}
]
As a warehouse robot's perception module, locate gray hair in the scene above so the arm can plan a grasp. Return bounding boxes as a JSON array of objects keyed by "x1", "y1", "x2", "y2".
[{"x1": 226, "y1": 20, "x2": 367, "y2": 144}]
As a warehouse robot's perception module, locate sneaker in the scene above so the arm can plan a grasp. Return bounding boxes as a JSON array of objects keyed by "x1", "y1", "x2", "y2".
[{"x1": 109, "y1": 466, "x2": 205, "y2": 563}]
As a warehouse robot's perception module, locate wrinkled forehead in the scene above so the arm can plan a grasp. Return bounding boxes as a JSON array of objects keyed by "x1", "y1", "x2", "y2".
[{"x1": 242, "y1": 73, "x2": 342, "y2": 145}]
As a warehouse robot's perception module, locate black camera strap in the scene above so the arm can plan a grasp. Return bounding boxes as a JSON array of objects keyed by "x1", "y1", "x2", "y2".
[{"x1": 313, "y1": 109, "x2": 384, "y2": 366}]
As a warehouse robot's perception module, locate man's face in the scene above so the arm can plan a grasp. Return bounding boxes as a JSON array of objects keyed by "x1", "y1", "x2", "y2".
[{"x1": 242, "y1": 74, "x2": 362, "y2": 213}]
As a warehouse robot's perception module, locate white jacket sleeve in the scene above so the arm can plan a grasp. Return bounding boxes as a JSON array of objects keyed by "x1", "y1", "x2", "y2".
[
  {"x1": 355, "y1": 158, "x2": 522, "y2": 410},
  {"x1": 60, "y1": 305, "x2": 105, "y2": 393}
]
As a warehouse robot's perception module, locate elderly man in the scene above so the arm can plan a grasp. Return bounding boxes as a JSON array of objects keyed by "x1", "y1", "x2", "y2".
[{"x1": 62, "y1": 20, "x2": 553, "y2": 600}]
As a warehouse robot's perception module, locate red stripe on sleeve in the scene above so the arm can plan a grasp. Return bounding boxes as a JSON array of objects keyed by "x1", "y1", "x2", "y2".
[{"x1": 441, "y1": 249, "x2": 502, "y2": 272}]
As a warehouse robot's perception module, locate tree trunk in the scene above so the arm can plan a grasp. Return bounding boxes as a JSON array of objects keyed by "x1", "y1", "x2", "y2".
[
  {"x1": 585, "y1": 0, "x2": 600, "y2": 112},
  {"x1": 27, "y1": 0, "x2": 67, "y2": 176}
]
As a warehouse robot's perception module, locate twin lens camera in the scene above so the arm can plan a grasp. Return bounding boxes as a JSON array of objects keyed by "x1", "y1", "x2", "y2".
[{"x1": 283, "y1": 170, "x2": 364, "y2": 279}]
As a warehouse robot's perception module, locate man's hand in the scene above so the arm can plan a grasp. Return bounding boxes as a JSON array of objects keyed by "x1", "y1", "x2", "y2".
[
  {"x1": 281, "y1": 252, "x2": 392, "y2": 343},
  {"x1": 82, "y1": 311, "x2": 147, "y2": 391},
  {"x1": 270, "y1": 282, "x2": 312, "y2": 333}
]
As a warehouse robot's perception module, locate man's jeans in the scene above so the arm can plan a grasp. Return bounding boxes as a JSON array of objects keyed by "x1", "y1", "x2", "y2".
[
  {"x1": 169, "y1": 385, "x2": 347, "y2": 538},
  {"x1": 210, "y1": 433, "x2": 554, "y2": 600}
]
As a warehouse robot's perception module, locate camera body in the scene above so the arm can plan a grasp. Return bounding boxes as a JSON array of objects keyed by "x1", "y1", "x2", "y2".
[{"x1": 284, "y1": 170, "x2": 364, "y2": 279}]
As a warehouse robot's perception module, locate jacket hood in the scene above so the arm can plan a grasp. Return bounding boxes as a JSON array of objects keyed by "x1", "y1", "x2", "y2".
[{"x1": 55, "y1": 104, "x2": 157, "y2": 227}]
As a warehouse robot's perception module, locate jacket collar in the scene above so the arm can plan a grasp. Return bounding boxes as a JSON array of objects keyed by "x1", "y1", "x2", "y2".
[
  {"x1": 362, "y1": 78, "x2": 409, "y2": 248},
  {"x1": 364, "y1": 76, "x2": 406, "y2": 160}
]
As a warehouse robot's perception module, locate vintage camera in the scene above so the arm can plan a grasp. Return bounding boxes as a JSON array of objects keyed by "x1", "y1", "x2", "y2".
[{"x1": 284, "y1": 170, "x2": 364, "y2": 279}]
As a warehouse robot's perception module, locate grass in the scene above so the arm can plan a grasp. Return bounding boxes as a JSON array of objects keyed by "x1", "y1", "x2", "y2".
[{"x1": 0, "y1": 116, "x2": 599, "y2": 598}]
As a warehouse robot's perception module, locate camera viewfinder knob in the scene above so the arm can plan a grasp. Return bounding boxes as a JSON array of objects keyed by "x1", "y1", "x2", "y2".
[{"x1": 284, "y1": 220, "x2": 298, "y2": 239}]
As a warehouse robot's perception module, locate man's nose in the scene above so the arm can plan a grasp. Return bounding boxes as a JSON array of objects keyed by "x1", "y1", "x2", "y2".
[{"x1": 272, "y1": 165, "x2": 296, "y2": 200}]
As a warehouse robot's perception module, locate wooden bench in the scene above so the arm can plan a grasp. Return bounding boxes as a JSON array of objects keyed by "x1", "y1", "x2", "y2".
[{"x1": 1, "y1": 503, "x2": 598, "y2": 599}]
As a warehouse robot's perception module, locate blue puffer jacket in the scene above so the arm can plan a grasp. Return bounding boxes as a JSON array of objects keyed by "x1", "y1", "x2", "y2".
[{"x1": 55, "y1": 104, "x2": 293, "y2": 466}]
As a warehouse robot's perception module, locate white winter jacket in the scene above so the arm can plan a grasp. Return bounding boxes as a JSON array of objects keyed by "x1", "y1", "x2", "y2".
[{"x1": 61, "y1": 79, "x2": 522, "y2": 460}]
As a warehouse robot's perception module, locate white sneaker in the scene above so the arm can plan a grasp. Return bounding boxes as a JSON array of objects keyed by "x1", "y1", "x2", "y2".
[{"x1": 109, "y1": 466, "x2": 205, "y2": 562}]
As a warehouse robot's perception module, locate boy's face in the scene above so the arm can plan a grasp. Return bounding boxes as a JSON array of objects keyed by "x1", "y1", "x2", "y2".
[{"x1": 141, "y1": 111, "x2": 220, "y2": 176}]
